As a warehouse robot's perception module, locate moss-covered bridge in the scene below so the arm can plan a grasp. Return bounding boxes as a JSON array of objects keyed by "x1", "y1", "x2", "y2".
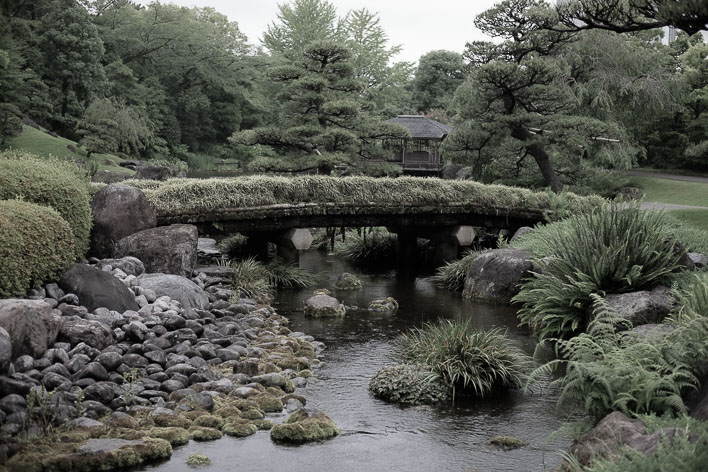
[{"x1": 124, "y1": 175, "x2": 600, "y2": 265}]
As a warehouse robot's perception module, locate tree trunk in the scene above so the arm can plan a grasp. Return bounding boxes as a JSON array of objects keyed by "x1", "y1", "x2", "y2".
[{"x1": 511, "y1": 126, "x2": 562, "y2": 193}]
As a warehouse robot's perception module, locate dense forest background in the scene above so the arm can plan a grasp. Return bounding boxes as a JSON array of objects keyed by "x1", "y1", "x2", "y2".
[{"x1": 0, "y1": 0, "x2": 706, "y2": 189}]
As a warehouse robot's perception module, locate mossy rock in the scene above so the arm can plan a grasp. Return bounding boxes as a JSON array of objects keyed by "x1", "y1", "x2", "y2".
[
  {"x1": 240, "y1": 407, "x2": 266, "y2": 420},
  {"x1": 270, "y1": 409, "x2": 339, "y2": 444},
  {"x1": 6, "y1": 437, "x2": 172, "y2": 472},
  {"x1": 186, "y1": 453, "x2": 211, "y2": 466},
  {"x1": 264, "y1": 386, "x2": 286, "y2": 397},
  {"x1": 223, "y1": 398, "x2": 259, "y2": 411},
  {"x1": 334, "y1": 272, "x2": 363, "y2": 290},
  {"x1": 369, "y1": 363, "x2": 450, "y2": 406},
  {"x1": 223, "y1": 422, "x2": 258, "y2": 438},
  {"x1": 0, "y1": 200, "x2": 76, "y2": 297},
  {"x1": 0, "y1": 151, "x2": 92, "y2": 258},
  {"x1": 368, "y1": 297, "x2": 399, "y2": 313},
  {"x1": 251, "y1": 419, "x2": 274, "y2": 430},
  {"x1": 213, "y1": 406, "x2": 242, "y2": 420},
  {"x1": 275, "y1": 356, "x2": 311, "y2": 371},
  {"x1": 189, "y1": 426, "x2": 223, "y2": 441},
  {"x1": 253, "y1": 394, "x2": 284, "y2": 413},
  {"x1": 151, "y1": 413, "x2": 192, "y2": 429},
  {"x1": 298, "y1": 369, "x2": 313, "y2": 378},
  {"x1": 192, "y1": 414, "x2": 224, "y2": 430},
  {"x1": 144, "y1": 427, "x2": 191, "y2": 446},
  {"x1": 489, "y1": 435, "x2": 527, "y2": 450}
]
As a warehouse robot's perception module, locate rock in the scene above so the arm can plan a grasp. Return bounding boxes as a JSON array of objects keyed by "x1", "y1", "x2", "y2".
[
  {"x1": 691, "y1": 390, "x2": 708, "y2": 420},
  {"x1": 510, "y1": 226, "x2": 533, "y2": 241},
  {"x1": 58, "y1": 293, "x2": 80, "y2": 306},
  {"x1": 368, "y1": 297, "x2": 398, "y2": 314},
  {"x1": 304, "y1": 293, "x2": 345, "y2": 318},
  {"x1": 604, "y1": 286, "x2": 674, "y2": 327},
  {"x1": 251, "y1": 373, "x2": 295, "y2": 393},
  {"x1": 334, "y1": 273, "x2": 363, "y2": 290},
  {"x1": 197, "y1": 238, "x2": 222, "y2": 262},
  {"x1": 369, "y1": 363, "x2": 450, "y2": 406},
  {"x1": 134, "y1": 274, "x2": 209, "y2": 315},
  {"x1": 462, "y1": 249, "x2": 534, "y2": 303},
  {"x1": 114, "y1": 224, "x2": 198, "y2": 277},
  {"x1": 687, "y1": 252, "x2": 707, "y2": 268},
  {"x1": 77, "y1": 362, "x2": 110, "y2": 381},
  {"x1": 0, "y1": 328, "x2": 11, "y2": 372},
  {"x1": 44, "y1": 283, "x2": 65, "y2": 301},
  {"x1": 84, "y1": 382, "x2": 117, "y2": 403},
  {"x1": 0, "y1": 299, "x2": 62, "y2": 359},
  {"x1": 70, "y1": 416, "x2": 106, "y2": 430},
  {"x1": 624, "y1": 323, "x2": 675, "y2": 344},
  {"x1": 96, "y1": 257, "x2": 145, "y2": 276},
  {"x1": 59, "y1": 264, "x2": 139, "y2": 312},
  {"x1": 0, "y1": 393, "x2": 26, "y2": 414},
  {"x1": 90, "y1": 184, "x2": 157, "y2": 258},
  {"x1": 96, "y1": 351, "x2": 123, "y2": 371},
  {"x1": 60, "y1": 318, "x2": 114, "y2": 350},
  {"x1": 270, "y1": 409, "x2": 339, "y2": 443}
]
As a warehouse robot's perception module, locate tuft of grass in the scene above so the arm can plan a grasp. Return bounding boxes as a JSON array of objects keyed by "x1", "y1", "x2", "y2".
[
  {"x1": 335, "y1": 228, "x2": 397, "y2": 268},
  {"x1": 265, "y1": 260, "x2": 317, "y2": 289},
  {"x1": 514, "y1": 205, "x2": 686, "y2": 341},
  {"x1": 229, "y1": 257, "x2": 315, "y2": 301},
  {"x1": 397, "y1": 320, "x2": 530, "y2": 399},
  {"x1": 431, "y1": 250, "x2": 480, "y2": 291}
]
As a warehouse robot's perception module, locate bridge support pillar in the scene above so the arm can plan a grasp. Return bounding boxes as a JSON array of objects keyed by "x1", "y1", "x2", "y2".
[
  {"x1": 395, "y1": 230, "x2": 418, "y2": 279},
  {"x1": 274, "y1": 228, "x2": 313, "y2": 265},
  {"x1": 428, "y1": 225, "x2": 477, "y2": 267}
]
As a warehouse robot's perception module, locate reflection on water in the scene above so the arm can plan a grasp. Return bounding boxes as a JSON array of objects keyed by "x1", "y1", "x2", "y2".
[{"x1": 144, "y1": 251, "x2": 571, "y2": 472}]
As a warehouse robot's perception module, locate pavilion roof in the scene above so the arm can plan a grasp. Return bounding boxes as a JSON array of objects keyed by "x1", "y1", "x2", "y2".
[{"x1": 386, "y1": 115, "x2": 453, "y2": 139}]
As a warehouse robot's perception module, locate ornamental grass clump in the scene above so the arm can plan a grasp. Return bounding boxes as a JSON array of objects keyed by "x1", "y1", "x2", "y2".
[
  {"x1": 431, "y1": 250, "x2": 480, "y2": 291},
  {"x1": 229, "y1": 257, "x2": 315, "y2": 301},
  {"x1": 397, "y1": 320, "x2": 530, "y2": 399},
  {"x1": 514, "y1": 205, "x2": 686, "y2": 341},
  {"x1": 335, "y1": 228, "x2": 397, "y2": 268}
]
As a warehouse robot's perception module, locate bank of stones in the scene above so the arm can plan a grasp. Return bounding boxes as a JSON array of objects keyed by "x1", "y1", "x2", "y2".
[{"x1": 0, "y1": 256, "x2": 331, "y2": 469}]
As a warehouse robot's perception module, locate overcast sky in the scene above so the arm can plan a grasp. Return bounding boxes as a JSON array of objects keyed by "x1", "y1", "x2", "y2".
[{"x1": 148, "y1": 0, "x2": 498, "y2": 63}]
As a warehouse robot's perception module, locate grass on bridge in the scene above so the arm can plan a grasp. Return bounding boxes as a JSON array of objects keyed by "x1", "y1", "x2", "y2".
[{"x1": 123, "y1": 175, "x2": 604, "y2": 220}]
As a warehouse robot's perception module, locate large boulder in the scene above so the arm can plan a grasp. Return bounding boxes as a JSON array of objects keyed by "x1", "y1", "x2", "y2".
[
  {"x1": 604, "y1": 286, "x2": 673, "y2": 327},
  {"x1": 462, "y1": 249, "x2": 534, "y2": 303},
  {"x1": 134, "y1": 273, "x2": 209, "y2": 314},
  {"x1": 0, "y1": 328, "x2": 11, "y2": 372},
  {"x1": 0, "y1": 299, "x2": 62, "y2": 359},
  {"x1": 691, "y1": 390, "x2": 708, "y2": 421},
  {"x1": 90, "y1": 184, "x2": 157, "y2": 258},
  {"x1": 114, "y1": 225, "x2": 198, "y2": 277},
  {"x1": 60, "y1": 264, "x2": 139, "y2": 312},
  {"x1": 95, "y1": 257, "x2": 145, "y2": 277},
  {"x1": 304, "y1": 292, "x2": 345, "y2": 318},
  {"x1": 59, "y1": 317, "x2": 114, "y2": 349}
]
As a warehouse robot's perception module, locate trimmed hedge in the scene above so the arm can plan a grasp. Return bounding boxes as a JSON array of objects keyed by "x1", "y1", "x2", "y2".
[
  {"x1": 0, "y1": 150, "x2": 92, "y2": 257},
  {"x1": 0, "y1": 200, "x2": 76, "y2": 297}
]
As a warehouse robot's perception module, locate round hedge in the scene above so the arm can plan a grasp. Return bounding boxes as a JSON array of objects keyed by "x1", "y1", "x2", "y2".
[
  {"x1": 0, "y1": 150, "x2": 91, "y2": 257},
  {"x1": 0, "y1": 199, "x2": 76, "y2": 297}
]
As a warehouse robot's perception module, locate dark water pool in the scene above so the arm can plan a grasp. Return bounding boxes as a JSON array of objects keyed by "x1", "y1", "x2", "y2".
[{"x1": 144, "y1": 251, "x2": 571, "y2": 472}]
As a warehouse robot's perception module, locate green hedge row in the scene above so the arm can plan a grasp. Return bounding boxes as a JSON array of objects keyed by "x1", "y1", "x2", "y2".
[
  {"x1": 0, "y1": 150, "x2": 92, "y2": 257},
  {"x1": 0, "y1": 200, "x2": 76, "y2": 297}
]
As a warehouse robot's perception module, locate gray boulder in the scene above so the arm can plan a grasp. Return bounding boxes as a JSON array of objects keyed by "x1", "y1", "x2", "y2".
[
  {"x1": 0, "y1": 328, "x2": 11, "y2": 372},
  {"x1": 90, "y1": 184, "x2": 157, "y2": 258},
  {"x1": 134, "y1": 273, "x2": 209, "y2": 314},
  {"x1": 59, "y1": 264, "x2": 139, "y2": 312},
  {"x1": 510, "y1": 226, "x2": 534, "y2": 242},
  {"x1": 96, "y1": 257, "x2": 145, "y2": 276},
  {"x1": 462, "y1": 249, "x2": 534, "y2": 303},
  {"x1": 304, "y1": 293, "x2": 345, "y2": 318},
  {"x1": 114, "y1": 224, "x2": 198, "y2": 277},
  {"x1": 0, "y1": 299, "x2": 62, "y2": 359},
  {"x1": 59, "y1": 317, "x2": 114, "y2": 350},
  {"x1": 605, "y1": 286, "x2": 673, "y2": 327}
]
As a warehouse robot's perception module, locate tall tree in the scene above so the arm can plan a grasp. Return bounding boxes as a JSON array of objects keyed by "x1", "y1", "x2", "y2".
[{"x1": 411, "y1": 50, "x2": 465, "y2": 113}]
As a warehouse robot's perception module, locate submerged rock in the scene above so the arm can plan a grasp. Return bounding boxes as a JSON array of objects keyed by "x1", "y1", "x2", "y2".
[
  {"x1": 304, "y1": 293, "x2": 345, "y2": 318},
  {"x1": 270, "y1": 409, "x2": 339, "y2": 444},
  {"x1": 368, "y1": 297, "x2": 398, "y2": 314},
  {"x1": 334, "y1": 273, "x2": 363, "y2": 290},
  {"x1": 462, "y1": 248, "x2": 534, "y2": 303}
]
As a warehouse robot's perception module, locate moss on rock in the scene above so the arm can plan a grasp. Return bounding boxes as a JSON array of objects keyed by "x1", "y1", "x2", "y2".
[
  {"x1": 189, "y1": 426, "x2": 223, "y2": 441},
  {"x1": 369, "y1": 363, "x2": 450, "y2": 406},
  {"x1": 192, "y1": 414, "x2": 224, "y2": 430},
  {"x1": 251, "y1": 419, "x2": 274, "y2": 430},
  {"x1": 253, "y1": 394, "x2": 284, "y2": 413},
  {"x1": 270, "y1": 410, "x2": 339, "y2": 444},
  {"x1": 489, "y1": 435, "x2": 527, "y2": 450},
  {"x1": 144, "y1": 427, "x2": 191, "y2": 446},
  {"x1": 186, "y1": 453, "x2": 211, "y2": 466},
  {"x1": 240, "y1": 407, "x2": 266, "y2": 420},
  {"x1": 223, "y1": 421, "x2": 258, "y2": 438}
]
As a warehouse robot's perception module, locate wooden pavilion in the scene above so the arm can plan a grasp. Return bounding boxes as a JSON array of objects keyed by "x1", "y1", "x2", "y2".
[{"x1": 384, "y1": 115, "x2": 452, "y2": 174}]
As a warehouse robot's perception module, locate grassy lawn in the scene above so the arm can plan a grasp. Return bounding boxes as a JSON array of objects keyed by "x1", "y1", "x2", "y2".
[
  {"x1": 631, "y1": 176, "x2": 708, "y2": 207},
  {"x1": 5, "y1": 125, "x2": 133, "y2": 175},
  {"x1": 668, "y1": 209, "x2": 708, "y2": 233}
]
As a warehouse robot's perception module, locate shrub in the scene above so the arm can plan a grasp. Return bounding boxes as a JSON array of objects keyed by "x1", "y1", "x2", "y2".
[
  {"x1": 431, "y1": 250, "x2": 480, "y2": 291},
  {"x1": 0, "y1": 150, "x2": 92, "y2": 257},
  {"x1": 218, "y1": 233, "x2": 249, "y2": 258},
  {"x1": 398, "y1": 320, "x2": 530, "y2": 399},
  {"x1": 369, "y1": 363, "x2": 450, "y2": 405},
  {"x1": 528, "y1": 295, "x2": 699, "y2": 421},
  {"x1": 0, "y1": 200, "x2": 76, "y2": 297},
  {"x1": 229, "y1": 257, "x2": 315, "y2": 301},
  {"x1": 335, "y1": 228, "x2": 397, "y2": 268},
  {"x1": 514, "y1": 205, "x2": 686, "y2": 341},
  {"x1": 265, "y1": 260, "x2": 316, "y2": 289}
]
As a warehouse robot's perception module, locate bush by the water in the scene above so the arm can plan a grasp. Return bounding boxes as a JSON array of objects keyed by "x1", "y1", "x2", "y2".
[
  {"x1": 431, "y1": 250, "x2": 480, "y2": 291},
  {"x1": 529, "y1": 295, "x2": 703, "y2": 420},
  {"x1": 0, "y1": 200, "x2": 76, "y2": 297},
  {"x1": 397, "y1": 320, "x2": 530, "y2": 399},
  {"x1": 369, "y1": 363, "x2": 450, "y2": 405},
  {"x1": 0, "y1": 150, "x2": 92, "y2": 257},
  {"x1": 229, "y1": 257, "x2": 315, "y2": 301},
  {"x1": 335, "y1": 228, "x2": 397, "y2": 268},
  {"x1": 514, "y1": 205, "x2": 686, "y2": 341},
  {"x1": 218, "y1": 233, "x2": 249, "y2": 258}
]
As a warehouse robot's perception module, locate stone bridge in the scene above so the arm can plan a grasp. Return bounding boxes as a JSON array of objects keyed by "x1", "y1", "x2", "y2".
[{"x1": 157, "y1": 201, "x2": 548, "y2": 269}]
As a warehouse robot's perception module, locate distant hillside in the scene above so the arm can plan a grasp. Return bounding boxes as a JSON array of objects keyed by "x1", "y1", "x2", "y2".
[{"x1": 4, "y1": 125, "x2": 134, "y2": 176}]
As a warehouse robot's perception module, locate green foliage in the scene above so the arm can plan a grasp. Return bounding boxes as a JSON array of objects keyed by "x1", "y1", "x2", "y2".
[
  {"x1": 335, "y1": 228, "x2": 397, "y2": 268},
  {"x1": 528, "y1": 295, "x2": 700, "y2": 421},
  {"x1": 369, "y1": 363, "x2": 450, "y2": 406},
  {"x1": 229, "y1": 257, "x2": 315, "y2": 301},
  {"x1": 265, "y1": 260, "x2": 317, "y2": 289},
  {"x1": 514, "y1": 205, "x2": 686, "y2": 341},
  {"x1": 398, "y1": 321, "x2": 530, "y2": 398},
  {"x1": 0, "y1": 151, "x2": 91, "y2": 257},
  {"x1": 123, "y1": 175, "x2": 603, "y2": 220},
  {"x1": 186, "y1": 454, "x2": 211, "y2": 466},
  {"x1": 412, "y1": 50, "x2": 466, "y2": 112},
  {"x1": 432, "y1": 250, "x2": 480, "y2": 292},
  {"x1": 0, "y1": 199, "x2": 76, "y2": 297},
  {"x1": 219, "y1": 233, "x2": 249, "y2": 259}
]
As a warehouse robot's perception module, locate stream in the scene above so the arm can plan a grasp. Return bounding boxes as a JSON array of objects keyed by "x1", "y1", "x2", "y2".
[{"x1": 144, "y1": 250, "x2": 571, "y2": 472}]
